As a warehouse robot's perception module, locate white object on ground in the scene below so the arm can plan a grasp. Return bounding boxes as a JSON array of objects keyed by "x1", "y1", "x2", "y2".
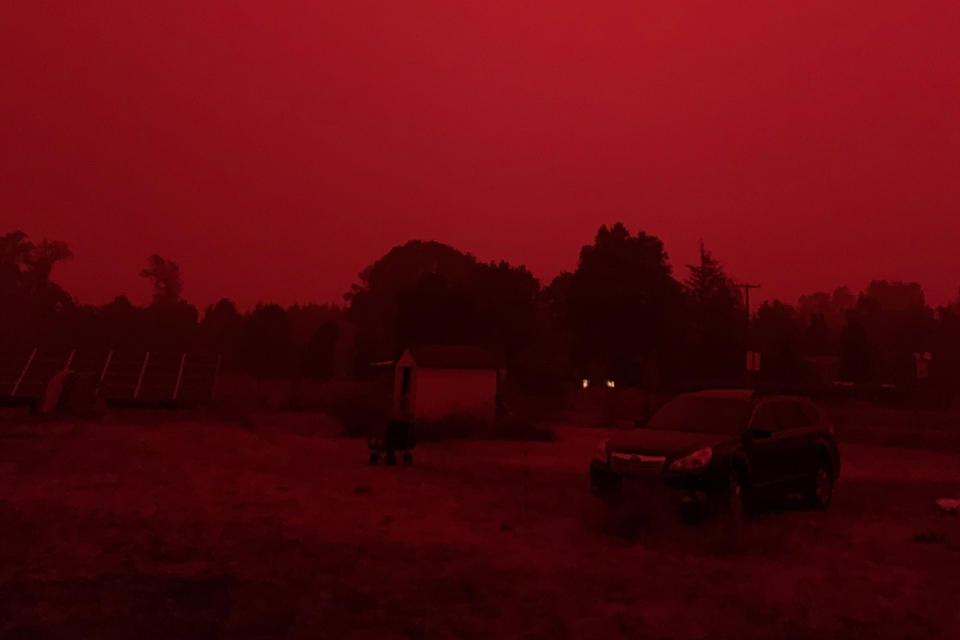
[{"x1": 41, "y1": 369, "x2": 70, "y2": 414}]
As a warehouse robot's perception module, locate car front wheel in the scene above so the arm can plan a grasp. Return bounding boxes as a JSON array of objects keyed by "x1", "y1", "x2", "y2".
[
  {"x1": 804, "y1": 462, "x2": 834, "y2": 509},
  {"x1": 727, "y1": 471, "x2": 746, "y2": 521},
  {"x1": 713, "y1": 469, "x2": 747, "y2": 523}
]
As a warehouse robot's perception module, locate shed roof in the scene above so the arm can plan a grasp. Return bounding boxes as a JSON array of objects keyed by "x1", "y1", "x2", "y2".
[{"x1": 403, "y1": 345, "x2": 501, "y2": 370}]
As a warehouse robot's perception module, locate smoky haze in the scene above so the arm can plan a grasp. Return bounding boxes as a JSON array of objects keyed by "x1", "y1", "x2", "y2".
[{"x1": 2, "y1": 1, "x2": 959, "y2": 310}]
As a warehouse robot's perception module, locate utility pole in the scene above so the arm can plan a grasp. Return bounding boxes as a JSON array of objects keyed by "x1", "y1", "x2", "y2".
[
  {"x1": 735, "y1": 283, "x2": 761, "y2": 386},
  {"x1": 736, "y1": 283, "x2": 761, "y2": 329}
]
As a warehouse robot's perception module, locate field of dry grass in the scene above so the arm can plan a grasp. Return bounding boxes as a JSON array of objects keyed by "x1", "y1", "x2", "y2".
[{"x1": 1, "y1": 410, "x2": 959, "y2": 639}]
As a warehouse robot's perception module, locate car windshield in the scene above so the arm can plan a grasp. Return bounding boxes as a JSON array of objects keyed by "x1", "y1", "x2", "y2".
[{"x1": 645, "y1": 395, "x2": 753, "y2": 435}]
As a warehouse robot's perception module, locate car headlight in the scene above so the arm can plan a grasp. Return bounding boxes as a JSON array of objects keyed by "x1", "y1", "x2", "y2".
[
  {"x1": 593, "y1": 439, "x2": 609, "y2": 463},
  {"x1": 668, "y1": 447, "x2": 713, "y2": 472}
]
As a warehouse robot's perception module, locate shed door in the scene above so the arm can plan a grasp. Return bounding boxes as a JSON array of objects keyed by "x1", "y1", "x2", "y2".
[{"x1": 399, "y1": 366, "x2": 412, "y2": 413}]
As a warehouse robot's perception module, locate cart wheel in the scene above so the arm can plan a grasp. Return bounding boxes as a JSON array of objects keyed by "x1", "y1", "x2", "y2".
[
  {"x1": 403, "y1": 452, "x2": 413, "y2": 465},
  {"x1": 368, "y1": 452, "x2": 379, "y2": 465},
  {"x1": 385, "y1": 450, "x2": 397, "y2": 466}
]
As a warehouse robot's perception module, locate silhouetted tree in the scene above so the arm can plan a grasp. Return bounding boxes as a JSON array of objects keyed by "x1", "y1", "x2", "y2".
[
  {"x1": 394, "y1": 271, "x2": 477, "y2": 346},
  {"x1": 0, "y1": 230, "x2": 75, "y2": 343},
  {"x1": 753, "y1": 300, "x2": 811, "y2": 383},
  {"x1": 0, "y1": 231, "x2": 35, "y2": 291},
  {"x1": 684, "y1": 241, "x2": 744, "y2": 382},
  {"x1": 804, "y1": 312, "x2": 831, "y2": 355},
  {"x1": 933, "y1": 299, "x2": 960, "y2": 391},
  {"x1": 347, "y1": 240, "x2": 478, "y2": 364},
  {"x1": 23, "y1": 239, "x2": 73, "y2": 287},
  {"x1": 468, "y1": 260, "x2": 540, "y2": 358},
  {"x1": 507, "y1": 271, "x2": 577, "y2": 396},
  {"x1": 140, "y1": 254, "x2": 183, "y2": 305},
  {"x1": 347, "y1": 240, "x2": 539, "y2": 371},
  {"x1": 241, "y1": 304, "x2": 293, "y2": 381},
  {"x1": 286, "y1": 303, "x2": 353, "y2": 378},
  {"x1": 200, "y1": 298, "x2": 243, "y2": 365},
  {"x1": 286, "y1": 304, "x2": 341, "y2": 347},
  {"x1": 854, "y1": 281, "x2": 935, "y2": 383},
  {"x1": 302, "y1": 321, "x2": 339, "y2": 378},
  {"x1": 139, "y1": 255, "x2": 197, "y2": 348},
  {"x1": 557, "y1": 223, "x2": 684, "y2": 387},
  {"x1": 99, "y1": 295, "x2": 144, "y2": 348},
  {"x1": 797, "y1": 286, "x2": 855, "y2": 352},
  {"x1": 839, "y1": 313, "x2": 873, "y2": 383},
  {"x1": 864, "y1": 280, "x2": 926, "y2": 312}
]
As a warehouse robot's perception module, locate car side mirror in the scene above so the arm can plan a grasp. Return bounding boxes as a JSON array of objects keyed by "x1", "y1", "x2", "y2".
[{"x1": 746, "y1": 428, "x2": 772, "y2": 440}]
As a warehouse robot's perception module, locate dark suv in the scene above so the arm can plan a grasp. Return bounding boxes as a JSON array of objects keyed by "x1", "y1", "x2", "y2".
[{"x1": 589, "y1": 389, "x2": 840, "y2": 518}]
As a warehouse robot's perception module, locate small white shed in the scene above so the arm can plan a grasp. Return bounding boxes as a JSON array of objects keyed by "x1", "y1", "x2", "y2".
[{"x1": 392, "y1": 345, "x2": 502, "y2": 422}]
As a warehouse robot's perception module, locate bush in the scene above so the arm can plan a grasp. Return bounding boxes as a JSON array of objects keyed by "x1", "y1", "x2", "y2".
[{"x1": 327, "y1": 381, "x2": 392, "y2": 437}]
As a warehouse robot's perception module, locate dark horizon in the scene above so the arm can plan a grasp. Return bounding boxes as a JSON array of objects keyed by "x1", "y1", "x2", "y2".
[
  {"x1": 8, "y1": 229, "x2": 959, "y2": 315},
  {"x1": 15, "y1": 229, "x2": 960, "y2": 314}
]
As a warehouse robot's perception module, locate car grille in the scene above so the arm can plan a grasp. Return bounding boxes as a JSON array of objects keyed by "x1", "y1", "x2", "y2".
[{"x1": 609, "y1": 452, "x2": 666, "y2": 475}]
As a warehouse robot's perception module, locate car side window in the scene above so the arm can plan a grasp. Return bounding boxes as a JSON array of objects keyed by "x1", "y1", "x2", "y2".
[
  {"x1": 749, "y1": 403, "x2": 778, "y2": 432},
  {"x1": 774, "y1": 400, "x2": 812, "y2": 431}
]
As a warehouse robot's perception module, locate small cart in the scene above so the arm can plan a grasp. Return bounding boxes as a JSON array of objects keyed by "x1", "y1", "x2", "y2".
[{"x1": 368, "y1": 420, "x2": 415, "y2": 465}]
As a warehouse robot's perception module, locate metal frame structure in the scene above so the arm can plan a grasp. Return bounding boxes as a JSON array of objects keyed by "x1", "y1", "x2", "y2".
[
  {"x1": 10, "y1": 347, "x2": 37, "y2": 396},
  {"x1": 5, "y1": 348, "x2": 219, "y2": 404}
]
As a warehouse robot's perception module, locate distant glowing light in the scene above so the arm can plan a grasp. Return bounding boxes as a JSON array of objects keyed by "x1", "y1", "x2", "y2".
[
  {"x1": 582, "y1": 379, "x2": 589, "y2": 389},
  {"x1": 605, "y1": 380, "x2": 615, "y2": 388}
]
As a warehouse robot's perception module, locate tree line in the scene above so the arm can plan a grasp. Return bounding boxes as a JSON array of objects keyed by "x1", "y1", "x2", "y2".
[{"x1": 3, "y1": 225, "x2": 960, "y2": 394}]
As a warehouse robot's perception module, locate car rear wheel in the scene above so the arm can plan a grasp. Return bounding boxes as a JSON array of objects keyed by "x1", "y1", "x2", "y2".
[{"x1": 804, "y1": 463, "x2": 834, "y2": 509}]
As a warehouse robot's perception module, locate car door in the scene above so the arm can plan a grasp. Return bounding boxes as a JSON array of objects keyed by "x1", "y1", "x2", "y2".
[
  {"x1": 771, "y1": 399, "x2": 816, "y2": 487},
  {"x1": 743, "y1": 400, "x2": 782, "y2": 488}
]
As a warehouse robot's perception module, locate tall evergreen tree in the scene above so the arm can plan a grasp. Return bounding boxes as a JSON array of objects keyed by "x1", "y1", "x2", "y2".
[{"x1": 684, "y1": 242, "x2": 744, "y2": 382}]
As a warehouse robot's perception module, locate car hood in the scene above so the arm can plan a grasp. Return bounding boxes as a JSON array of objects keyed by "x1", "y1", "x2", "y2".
[{"x1": 605, "y1": 428, "x2": 732, "y2": 458}]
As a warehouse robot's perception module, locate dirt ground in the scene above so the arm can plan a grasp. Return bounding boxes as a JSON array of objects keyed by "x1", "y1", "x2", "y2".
[{"x1": 1, "y1": 412, "x2": 959, "y2": 639}]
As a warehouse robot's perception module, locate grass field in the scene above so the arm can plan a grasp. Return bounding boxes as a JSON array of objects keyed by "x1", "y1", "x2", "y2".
[{"x1": 1, "y1": 411, "x2": 959, "y2": 639}]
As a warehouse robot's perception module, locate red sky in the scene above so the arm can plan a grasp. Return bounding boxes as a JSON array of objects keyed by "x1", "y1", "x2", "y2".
[{"x1": 3, "y1": 1, "x2": 959, "y2": 311}]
